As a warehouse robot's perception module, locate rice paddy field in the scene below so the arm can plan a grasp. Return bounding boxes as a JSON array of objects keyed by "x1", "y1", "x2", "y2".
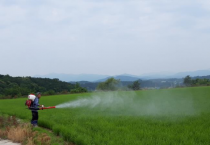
[{"x1": 0, "y1": 86, "x2": 210, "y2": 145}]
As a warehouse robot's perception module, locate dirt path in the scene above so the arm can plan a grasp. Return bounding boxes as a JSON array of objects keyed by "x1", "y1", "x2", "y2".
[{"x1": 0, "y1": 139, "x2": 20, "y2": 145}]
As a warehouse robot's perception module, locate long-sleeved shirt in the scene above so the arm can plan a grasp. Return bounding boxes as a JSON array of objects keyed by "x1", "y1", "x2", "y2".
[{"x1": 31, "y1": 97, "x2": 39, "y2": 112}]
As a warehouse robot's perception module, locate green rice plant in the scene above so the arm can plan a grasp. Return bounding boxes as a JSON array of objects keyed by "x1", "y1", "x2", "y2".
[{"x1": 0, "y1": 87, "x2": 210, "y2": 144}]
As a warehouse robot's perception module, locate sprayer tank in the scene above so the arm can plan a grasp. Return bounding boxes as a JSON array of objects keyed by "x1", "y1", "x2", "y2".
[{"x1": 28, "y1": 94, "x2": 36, "y2": 101}]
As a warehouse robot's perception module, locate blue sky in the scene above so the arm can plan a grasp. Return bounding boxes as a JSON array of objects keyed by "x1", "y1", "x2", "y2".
[{"x1": 1, "y1": 0, "x2": 210, "y2": 76}]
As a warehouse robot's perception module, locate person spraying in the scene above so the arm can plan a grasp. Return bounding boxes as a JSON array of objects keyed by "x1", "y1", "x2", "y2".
[
  {"x1": 30, "y1": 92, "x2": 43, "y2": 127},
  {"x1": 25, "y1": 92, "x2": 56, "y2": 127}
]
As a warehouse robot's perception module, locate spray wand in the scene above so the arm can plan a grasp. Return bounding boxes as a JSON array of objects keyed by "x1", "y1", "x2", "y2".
[{"x1": 28, "y1": 106, "x2": 56, "y2": 110}]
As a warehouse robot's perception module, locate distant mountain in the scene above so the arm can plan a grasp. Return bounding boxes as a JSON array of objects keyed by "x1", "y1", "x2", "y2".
[
  {"x1": 139, "y1": 69, "x2": 210, "y2": 79},
  {"x1": 34, "y1": 69, "x2": 210, "y2": 82},
  {"x1": 171, "y1": 70, "x2": 210, "y2": 78},
  {"x1": 139, "y1": 73, "x2": 173, "y2": 80},
  {"x1": 193, "y1": 75, "x2": 210, "y2": 79},
  {"x1": 95, "y1": 75, "x2": 141, "y2": 82},
  {"x1": 34, "y1": 73, "x2": 109, "y2": 82}
]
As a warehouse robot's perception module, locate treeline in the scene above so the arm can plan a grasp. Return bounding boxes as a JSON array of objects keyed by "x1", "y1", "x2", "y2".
[
  {"x1": 96, "y1": 78, "x2": 140, "y2": 91},
  {"x1": 0, "y1": 74, "x2": 87, "y2": 99},
  {"x1": 74, "y1": 78, "x2": 184, "y2": 91},
  {"x1": 184, "y1": 75, "x2": 210, "y2": 86}
]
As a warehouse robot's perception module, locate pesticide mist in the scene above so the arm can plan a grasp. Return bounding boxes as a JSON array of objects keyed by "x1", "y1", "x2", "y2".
[{"x1": 56, "y1": 91, "x2": 197, "y2": 117}]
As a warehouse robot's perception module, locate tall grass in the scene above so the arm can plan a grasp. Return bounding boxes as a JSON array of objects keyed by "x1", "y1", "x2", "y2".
[
  {"x1": 0, "y1": 87, "x2": 210, "y2": 144},
  {"x1": 0, "y1": 115, "x2": 71, "y2": 145}
]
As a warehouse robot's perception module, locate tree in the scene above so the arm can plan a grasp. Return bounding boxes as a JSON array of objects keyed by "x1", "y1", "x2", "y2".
[
  {"x1": 128, "y1": 80, "x2": 141, "y2": 90},
  {"x1": 70, "y1": 83, "x2": 88, "y2": 93},
  {"x1": 0, "y1": 74, "x2": 79, "y2": 98},
  {"x1": 96, "y1": 78, "x2": 120, "y2": 91},
  {"x1": 183, "y1": 75, "x2": 192, "y2": 86}
]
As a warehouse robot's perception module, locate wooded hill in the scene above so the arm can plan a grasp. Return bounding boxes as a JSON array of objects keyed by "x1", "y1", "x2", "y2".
[
  {"x1": 71, "y1": 78, "x2": 184, "y2": 91},
  {"x1": 73, "y1": 75, "x2": 210, "y2": 91},
  {"x1": 0, "y1": 74, "x2": 85, "y2": 99}
]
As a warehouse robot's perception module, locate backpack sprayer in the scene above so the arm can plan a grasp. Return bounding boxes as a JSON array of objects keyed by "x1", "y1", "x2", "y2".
[{"x1": 25, "y1": 94, "x2": 56, "y2": 110}]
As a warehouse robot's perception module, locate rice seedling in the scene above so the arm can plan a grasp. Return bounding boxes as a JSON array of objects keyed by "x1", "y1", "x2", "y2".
[{"x1": 0, "y1": 87, "x2": 210, "y2": 144}]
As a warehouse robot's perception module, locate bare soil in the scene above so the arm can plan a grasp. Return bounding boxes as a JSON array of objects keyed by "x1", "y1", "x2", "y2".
[{"x1": 0, "y1": 139, "x2": 21, "y2": 145}]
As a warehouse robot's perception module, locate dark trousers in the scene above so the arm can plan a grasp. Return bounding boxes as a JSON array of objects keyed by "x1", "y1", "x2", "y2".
[{"x1": 31, "y1": 111, "x2": 38, "y2": 125}]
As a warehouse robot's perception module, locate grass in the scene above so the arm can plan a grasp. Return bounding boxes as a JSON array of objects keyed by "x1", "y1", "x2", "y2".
[
  {"x1": 0, "y1": 115, "x2": 73, "y2": 145},
  {"x1": 0, "y1": 87, "x2": 210, "y2": 144}
]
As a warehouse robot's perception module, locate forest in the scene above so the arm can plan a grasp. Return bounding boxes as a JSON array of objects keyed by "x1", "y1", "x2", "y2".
[{"x1": 0, "y1": 74, "x2": 87, "y2": 99}]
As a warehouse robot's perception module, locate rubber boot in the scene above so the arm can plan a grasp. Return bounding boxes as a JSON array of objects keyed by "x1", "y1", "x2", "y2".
[{"x1": 31, "y1": 120, "x2": 38, "y2": 127}]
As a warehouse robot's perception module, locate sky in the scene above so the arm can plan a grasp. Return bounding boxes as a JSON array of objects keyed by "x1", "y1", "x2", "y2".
[{"x1": 1, "y1": 0, "x2": 210, "y2": 77}]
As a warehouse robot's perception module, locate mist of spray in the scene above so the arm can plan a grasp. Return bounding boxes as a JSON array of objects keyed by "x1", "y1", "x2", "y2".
[
  {"x1": 56, "y1": 91, "x2": 197, "y2": 117},
  {"x1": 56, "y1": 92, "x2": 128, "y2": 108}
]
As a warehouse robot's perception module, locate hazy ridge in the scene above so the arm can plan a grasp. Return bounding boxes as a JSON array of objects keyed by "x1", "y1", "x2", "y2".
[{"x1": 34, "y1": 69, "x2": 210, "y2": 82}]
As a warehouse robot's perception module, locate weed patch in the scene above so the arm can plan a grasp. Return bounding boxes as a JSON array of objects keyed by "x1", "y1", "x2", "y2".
[{"x1": 0, "y1": 115, "x2": 71, "y2": 145}]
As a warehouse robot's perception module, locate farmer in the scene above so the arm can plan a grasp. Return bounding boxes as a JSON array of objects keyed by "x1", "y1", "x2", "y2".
[{"x1": 31, "y1": 92, "x2": 44, "y2": 127}]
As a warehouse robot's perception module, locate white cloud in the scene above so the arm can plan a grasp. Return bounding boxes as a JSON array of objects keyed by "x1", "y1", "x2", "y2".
[
  {"x1": 0, "y1": 4, "x2": 26, "y2": 25},
  {"x1": 0, "y1": 0, "x2": 210, "y2": 76},
  {"x1": 197, "y1": 0, "x2": 210, "y2": 11}
]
